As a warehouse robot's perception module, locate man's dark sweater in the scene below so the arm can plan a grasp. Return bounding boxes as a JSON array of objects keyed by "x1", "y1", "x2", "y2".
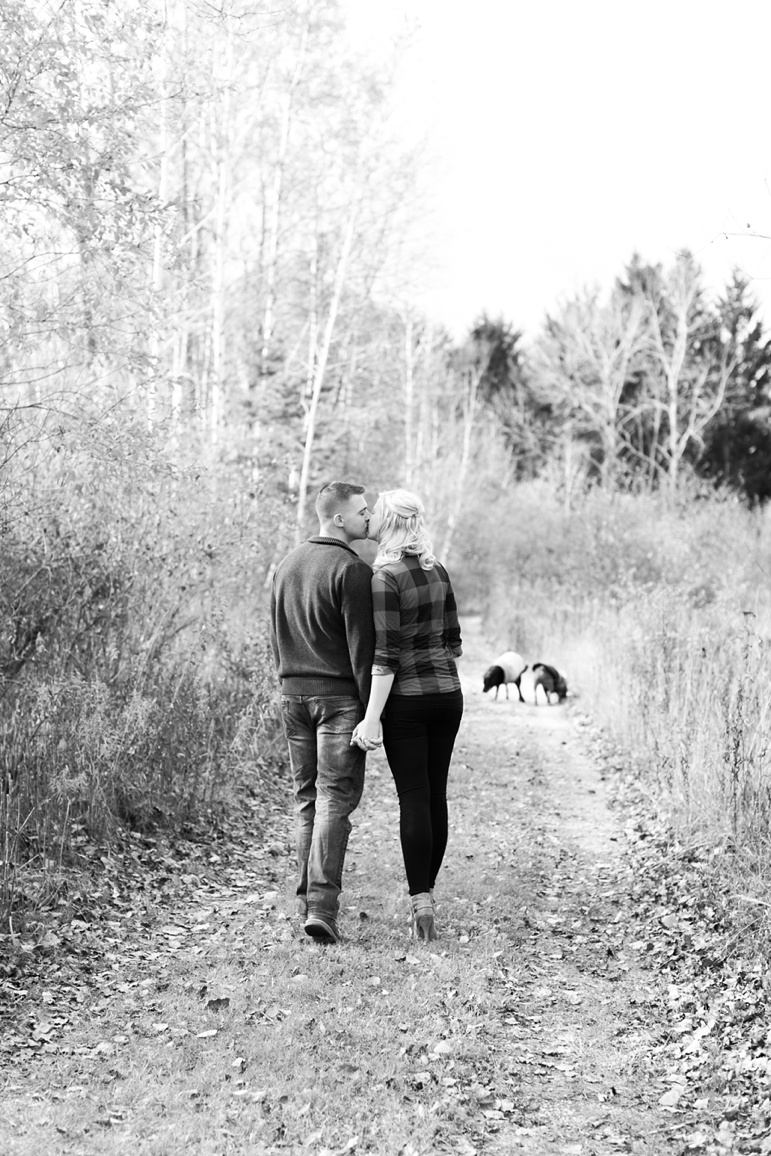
[{"x1": 270, "y1": 536, "x2": 375, "y2": 705}]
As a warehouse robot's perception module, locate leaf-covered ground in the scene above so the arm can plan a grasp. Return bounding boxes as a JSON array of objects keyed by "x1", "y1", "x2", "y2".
[{"x1": 1, "y1": 617, "x2": 769, "y2": 1155}]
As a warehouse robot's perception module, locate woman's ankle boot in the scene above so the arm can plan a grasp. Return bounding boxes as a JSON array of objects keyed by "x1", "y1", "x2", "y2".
[{"x1": 410, "y1": 892, "x2": 437, "y2": 942}]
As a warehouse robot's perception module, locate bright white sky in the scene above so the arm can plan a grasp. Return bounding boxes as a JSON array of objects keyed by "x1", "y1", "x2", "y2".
[{"x1": 342, "y1": 0, "x2": 771, "y2": 341}]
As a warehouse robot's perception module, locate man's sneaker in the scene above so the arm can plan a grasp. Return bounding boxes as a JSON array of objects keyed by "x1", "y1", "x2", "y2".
[{"x1": 304, "y1": 914, "x2": 341, "y2": 944}]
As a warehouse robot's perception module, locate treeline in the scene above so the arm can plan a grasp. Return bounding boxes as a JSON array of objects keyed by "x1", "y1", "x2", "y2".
[
  {"x1": 476, "y1": 253, "x2": 771, "y2": 506},
  {"x1": 4, "y1": 1, "x2": 770, "y2": 560}
]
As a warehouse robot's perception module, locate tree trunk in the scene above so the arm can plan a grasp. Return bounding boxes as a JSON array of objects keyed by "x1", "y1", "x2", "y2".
[
  {"x1": 151, "y1": 0, "x2": 172, "y2": 430},
  {"x1": 403, "y1": 312, "x2": 415, "y2": 485},
  {"x1": 209, "y1": 21, "x2": 234, "y2": 444},
  {"x1": 443, "y1": 367, "x2": 480, "y2": 565},
  {"x1": 294, "y1": 205, "x2": 357, "y2": 541},
  {"x1": 257, "y1": 21, "x2": 309, "y2": 431}
]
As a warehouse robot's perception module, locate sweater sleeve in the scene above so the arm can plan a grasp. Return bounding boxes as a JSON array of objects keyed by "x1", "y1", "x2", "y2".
[
  {"x1": 340, "y1": 560, "x2": 376, "y2": 705},
  {"x1": 269, "y1": 574, "x2": 281, "y2": 675}
]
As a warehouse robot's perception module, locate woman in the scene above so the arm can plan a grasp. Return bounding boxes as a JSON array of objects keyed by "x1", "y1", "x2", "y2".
[{"x1": 352, "y1": 489, "x2": 463, "y2": 942}]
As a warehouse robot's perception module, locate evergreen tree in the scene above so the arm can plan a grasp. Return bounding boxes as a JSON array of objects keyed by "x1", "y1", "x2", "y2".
[
  {"x1": 463, "y1": 314, "x2": 554, "y2": 479},
  {"x1": 698, "y1": 272, "x2": 771, "y2": 504}
]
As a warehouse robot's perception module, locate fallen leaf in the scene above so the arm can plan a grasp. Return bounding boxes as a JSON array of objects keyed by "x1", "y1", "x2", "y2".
[
  {"x1": 206, "y1": 997, "x2": 230, "y2": 1012},
  {"x1": 659, "y1": 1085, "x2": 684, "y2": 1107}
]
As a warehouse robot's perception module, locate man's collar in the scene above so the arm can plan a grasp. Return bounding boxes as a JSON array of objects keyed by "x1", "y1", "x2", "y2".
[{"x1": 308, "y1": 535, "x2": 359, "y2": 555}]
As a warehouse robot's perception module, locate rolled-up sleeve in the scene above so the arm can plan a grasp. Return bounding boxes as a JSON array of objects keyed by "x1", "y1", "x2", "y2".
[
  {"x1": 372, "y1": 569, "x2": 402, "y2": 672},
  {"x1": 442, "y1": 568, "x2": 462, "y2": 656}
]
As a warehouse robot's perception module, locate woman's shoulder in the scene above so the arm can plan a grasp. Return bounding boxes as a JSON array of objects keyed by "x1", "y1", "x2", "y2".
[
  {"x1": 372, "y1": 558, "x2": 415, "y2": 588},
  {"x1": 371, "y1": 562, "x2": 401, "y2": 583}
]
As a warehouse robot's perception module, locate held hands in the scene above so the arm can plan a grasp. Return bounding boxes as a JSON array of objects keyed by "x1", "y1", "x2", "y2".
[{"x1": 351, "y1": 719, "x2": 383, "y2": 751}]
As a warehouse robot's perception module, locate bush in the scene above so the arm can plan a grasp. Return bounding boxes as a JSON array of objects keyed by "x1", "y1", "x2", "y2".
[{"x1": 0, "y1": 419, "x2": 291, "y2": 921}]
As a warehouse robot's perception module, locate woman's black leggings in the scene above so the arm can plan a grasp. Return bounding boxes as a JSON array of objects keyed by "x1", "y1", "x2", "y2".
[{"x1": 382, "y1": 691, "x2": 463, "y2": 895}]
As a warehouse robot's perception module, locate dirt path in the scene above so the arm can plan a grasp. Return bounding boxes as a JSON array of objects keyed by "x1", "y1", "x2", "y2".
[
  {"x1": 344, "y1": 615, "x2": 676, "y2": 1154},
  {"x1": 0, "y1": 615, "x2": 684, "y2": 1155},
  {"x1": 430, "y1": 616, "x2": 675, "y2": 1152}
]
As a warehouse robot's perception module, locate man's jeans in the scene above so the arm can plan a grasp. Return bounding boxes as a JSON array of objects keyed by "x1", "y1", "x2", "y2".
[{"x1": 280, "y1": 695, "x2": 366, "y2": 922}]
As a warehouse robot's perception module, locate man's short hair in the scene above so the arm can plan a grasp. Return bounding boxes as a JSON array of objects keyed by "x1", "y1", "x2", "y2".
[{"x1": 315, "y1": 480, "x2": 366, "y2": 521}]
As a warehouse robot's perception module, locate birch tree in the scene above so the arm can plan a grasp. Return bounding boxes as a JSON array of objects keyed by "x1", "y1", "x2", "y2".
[
  {"x1": 0, "y1": 0, "x2": 160, "y2": 406},
  {"x1": 294, "y1": 203, "x2": 359, "y2": 537},
  {"x1": 442, "y1": 361, "x2": 482, "y2": 565},
  {"x1": 533, "y1": 288, "x2": 648, "y2": 486},
  {"x1": 645, "y1": 251, "x2": 734, "y2": 497}
]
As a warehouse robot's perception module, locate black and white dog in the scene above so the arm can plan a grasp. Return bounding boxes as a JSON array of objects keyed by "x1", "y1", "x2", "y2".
[
  {"x1": 532, "y1": 662, "x2": 568, "y2": 704},
  {"x1": 482, "y1": 651, "x2": 527, "y2": 702}
]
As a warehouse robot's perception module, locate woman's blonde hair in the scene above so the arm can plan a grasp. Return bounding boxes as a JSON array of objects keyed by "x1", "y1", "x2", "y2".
[{"x1": 373, "y1": 489, "x2": 436, "y2": 571}]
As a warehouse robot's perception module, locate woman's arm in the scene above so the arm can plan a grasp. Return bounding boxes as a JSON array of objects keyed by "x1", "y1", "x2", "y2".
[
  {"x1": 441, "y1": 563, "x2": 463, "y2": 656},
  {"x1": 353, "y1": 568, "x2": 400, "y2": 749},
  {"x1": 351, "y1": 665, "x2": 394, "y2": 748}
]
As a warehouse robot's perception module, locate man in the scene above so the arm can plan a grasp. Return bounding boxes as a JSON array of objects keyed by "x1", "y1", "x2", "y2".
[{"x1": 270, "y1": 481, "x2": 376, "y2": 944}]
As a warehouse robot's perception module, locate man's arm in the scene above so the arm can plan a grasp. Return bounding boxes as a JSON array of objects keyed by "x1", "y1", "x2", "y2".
[
  {"x1": 269, "y1": 576, "x2": 281, "y2": 672},
  {"x1": 341, "y1": 561, "x2": 376, "y2": 704}
]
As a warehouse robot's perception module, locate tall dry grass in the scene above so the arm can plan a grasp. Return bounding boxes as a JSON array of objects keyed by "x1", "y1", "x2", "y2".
[{"x1": 468, "y1": 483, "x2": 771, "y2": 853}]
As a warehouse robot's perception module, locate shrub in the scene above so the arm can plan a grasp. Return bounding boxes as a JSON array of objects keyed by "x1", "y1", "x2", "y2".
[{"x1": 0, "y1": 423, "x2": 290, "y2": 921}]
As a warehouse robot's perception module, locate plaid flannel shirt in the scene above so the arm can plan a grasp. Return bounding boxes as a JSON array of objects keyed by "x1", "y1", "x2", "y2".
[{"x1": 371, "y1": 556, "x2": 462, "y2": 695}]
